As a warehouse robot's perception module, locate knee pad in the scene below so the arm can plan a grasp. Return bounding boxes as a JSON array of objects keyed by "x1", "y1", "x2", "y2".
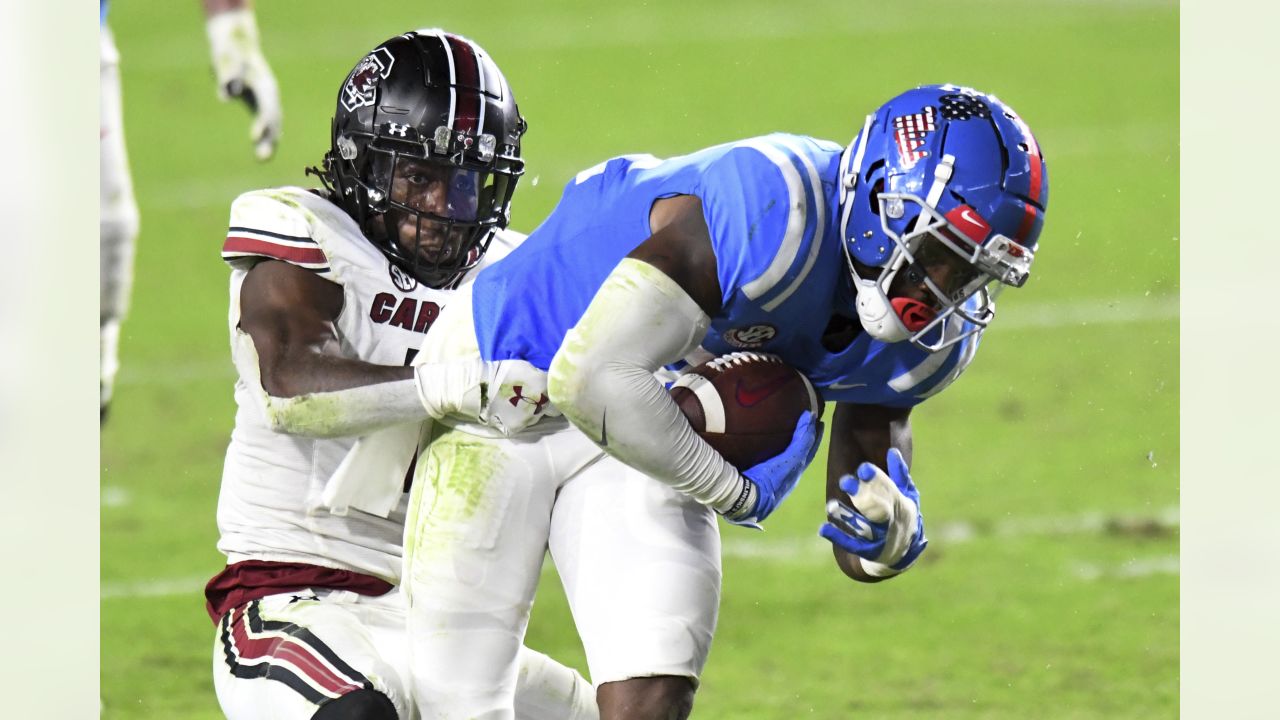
[{"x1": 310, "y1": 689, "x2": 398, "y2": 720}]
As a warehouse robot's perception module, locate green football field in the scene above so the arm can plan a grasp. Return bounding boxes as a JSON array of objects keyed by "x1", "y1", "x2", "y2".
[{"x1": 101, "y1": 1, "x2": 1179, "y2": 717}]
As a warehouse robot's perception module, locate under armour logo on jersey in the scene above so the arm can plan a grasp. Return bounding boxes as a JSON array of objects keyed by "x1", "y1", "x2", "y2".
[
  {"x1": 509, "y1": 385, "x2": 550, "y2": 414},
  {"x1": 341, "y1": 47, "x2": 395, "y2": 112},
  {"x1": 386, "y1": 123, "x2": 410, "y2": 138}
]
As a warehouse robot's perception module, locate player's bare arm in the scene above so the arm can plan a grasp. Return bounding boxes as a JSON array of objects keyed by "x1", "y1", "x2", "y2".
[
  {"x1": 236, "y1": 257, "x2": 540, "y2": 439},
  {"x1": 825, "y1": 402, "x2": 912, "y2": 582},
  {"x1": 238, "y1": 258, "x2": 412, "y2": 397},
  {"x1": 547, "y1": 192, "x2": 747, "y2": 514},
  {"x1": 628, "y1": 194, "x2": 723, "y2": 316},
  {"x1": 820, "y1": 399, "x2": 929, "y2": 581}
]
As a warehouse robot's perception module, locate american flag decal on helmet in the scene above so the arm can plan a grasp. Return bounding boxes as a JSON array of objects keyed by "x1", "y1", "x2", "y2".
[{"x1": 893, "y1": 106, "x2": 936, "y2": 169}]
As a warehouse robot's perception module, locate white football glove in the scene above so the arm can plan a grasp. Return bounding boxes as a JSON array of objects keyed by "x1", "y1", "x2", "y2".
[
  {"x1": 413, "y1": 350, "x2": 558, "y2": 437},
  {"x1": 819, "y1": 448, "x2": 928, "y2": 578},
  {"x1": 205, "y1": 8, "x2": 282, "y2": 160}
]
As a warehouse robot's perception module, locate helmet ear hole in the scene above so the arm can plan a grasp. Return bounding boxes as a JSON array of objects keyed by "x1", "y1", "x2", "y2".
[
  {"x1": 862, "y1": 158, "x2": 885, "y2": 182},
  {"x1": 863, "y1": 159, "x2": 886, "y2": 215},
  {"x1": 867, "y1": 178, "x2": 885, "y2": 215}
]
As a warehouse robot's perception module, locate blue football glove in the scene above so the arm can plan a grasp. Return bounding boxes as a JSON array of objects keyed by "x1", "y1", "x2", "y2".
[
  {"x1": 819, "y1": 448, "x2": 928, "y2": 577},
  {"x1": 727, "y1": 410, "x2": 823, "y2": 528}
]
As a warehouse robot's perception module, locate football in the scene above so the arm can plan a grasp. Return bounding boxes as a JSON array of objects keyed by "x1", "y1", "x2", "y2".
[{"x1": 669, "y1": 352, "x2": 823, "y2": 471}]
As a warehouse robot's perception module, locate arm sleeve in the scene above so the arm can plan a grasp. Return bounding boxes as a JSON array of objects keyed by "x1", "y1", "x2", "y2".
[{"x1": 547, "y1": 258, "x2": 751, "y2": 515}]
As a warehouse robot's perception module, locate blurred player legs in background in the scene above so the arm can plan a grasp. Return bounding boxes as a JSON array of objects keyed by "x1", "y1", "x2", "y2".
[
  {"x1": 99, "y1": 0, "x2": 281, "y2": 420},
  {"x1": 99, "y1": 19, "x2": 137, "y2": 420}
]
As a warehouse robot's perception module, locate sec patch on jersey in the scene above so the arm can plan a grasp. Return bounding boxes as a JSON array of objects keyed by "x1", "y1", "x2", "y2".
[{"x1": 670, "y1": 352, "x2": 823, "y2": 471}]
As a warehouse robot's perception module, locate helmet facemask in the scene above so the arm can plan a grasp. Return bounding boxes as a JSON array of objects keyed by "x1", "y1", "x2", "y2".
[
  {"x1": 313, "y1": 30, "x2": 527, "y2": 289},
  {"x1": 845, "y1": 187, "x2": 1034, "y2": 352},
  {"x1": 328, "y1": 124, "x2": 522, "y2": 289},
  {"x1": 839, "y1": 141, "x2": 1034, "y2": 353}
]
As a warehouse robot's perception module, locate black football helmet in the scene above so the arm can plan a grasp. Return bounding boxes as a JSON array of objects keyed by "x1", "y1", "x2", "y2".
[{"x1": 316, "y1": 30, "x2": 527, "y2": 288}]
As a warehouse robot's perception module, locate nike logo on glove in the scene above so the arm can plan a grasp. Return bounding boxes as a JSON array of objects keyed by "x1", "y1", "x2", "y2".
[
  {"x1": 598, "y1": 410, "x2": 609, "y2": 448},
  {"x1": 735, "y1": 375, "x2": 794, "y2": 407}
]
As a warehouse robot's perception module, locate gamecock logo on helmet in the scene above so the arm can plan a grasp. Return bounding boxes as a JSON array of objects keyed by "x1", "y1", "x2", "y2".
[{"x1": 341, "y1": 47, "x2": 395, "y2": 112}]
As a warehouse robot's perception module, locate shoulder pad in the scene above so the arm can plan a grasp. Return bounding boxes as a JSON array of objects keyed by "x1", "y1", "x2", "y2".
[
  {"x1": 701, "y1": 135, "x2": 832, "y2": 309},
  {"x1": 222, "y1": 188, "x2": 331, "y2": 273}
]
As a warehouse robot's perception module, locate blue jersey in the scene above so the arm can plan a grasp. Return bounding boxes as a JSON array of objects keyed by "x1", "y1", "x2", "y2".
[
  {"x1": 101, "y1": 0, "x2": 109, "y2": 25},
  {"x1": 472, "y1": 133, "x2": 982, "y2": 408}
]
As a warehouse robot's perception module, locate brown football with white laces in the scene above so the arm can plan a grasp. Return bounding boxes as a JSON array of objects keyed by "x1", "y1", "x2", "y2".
[{"x1": 669, "y1": 352, "x2": 823, "y2": 471}]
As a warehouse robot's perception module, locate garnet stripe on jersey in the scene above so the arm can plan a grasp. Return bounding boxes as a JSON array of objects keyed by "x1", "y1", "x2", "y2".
[
  {"x1": 228, "y1": 225, "x2": 317, "y2": 244},
  {"x1": 223, "y1": 235, "x2": 329, "y2": 266},
  {"x1": 219, "y1": 600, "x2": 372, "y2": 703},
  {"x1": 445, "y1": 34, "x2": 481, "y2": 134}
]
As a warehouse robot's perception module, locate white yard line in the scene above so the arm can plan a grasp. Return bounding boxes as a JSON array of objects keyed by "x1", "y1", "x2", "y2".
[
  {"x1": 101, "y1": 575, "x2": 213, "y2": 600},
  {"x1": 1073, "y1": 555, "x2": 1179, "y2": 581},
  {"x1": 998, "y1": 294, "x2": 1179, "y2": 331},
  {"x1": 101, "y1": 486, "x2": 131, "y2": 508},
  {"x1": 113, "y1": 294, "x2": 1177, "y2": 389},
  {"x1": 101, "y1": 505, "x2": 1179, "y2": 600},
  {"x1": 720, "y1": 504, "x2": 1179, "y2": 564}
]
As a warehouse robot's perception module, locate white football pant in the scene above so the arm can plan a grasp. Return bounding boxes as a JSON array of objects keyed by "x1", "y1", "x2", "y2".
[
  {"x1": 212, "y1": 587, "x2": 599, "y2": 720},
  {"x1": 404, "y1": 289, "x2": 722, "y2": 719},
  {"x1": 405, "y1": 429, "x2": 722, "y2": 720}
]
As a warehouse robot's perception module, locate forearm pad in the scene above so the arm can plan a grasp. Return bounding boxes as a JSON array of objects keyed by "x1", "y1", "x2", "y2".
[{"x1": 548, "y1": 258, "x2": 749, "y2": 514}]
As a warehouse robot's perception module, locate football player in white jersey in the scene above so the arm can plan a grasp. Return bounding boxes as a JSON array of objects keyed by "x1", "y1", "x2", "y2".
[
  {"x1": 207, "y1": 31, "x2": 596, "y2": 720},
  {"x1": 101, "y1": 0, "x2": 282, "y2": 420}
]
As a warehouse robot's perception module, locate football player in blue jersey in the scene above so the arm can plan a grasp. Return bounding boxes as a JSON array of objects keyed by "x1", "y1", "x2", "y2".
[
  {"x1": 100, "y1": 0, "x2": 282, "y2": 420},
  {"x1": 402, "y1": 84, "x2": 1048, "y2": 719}
]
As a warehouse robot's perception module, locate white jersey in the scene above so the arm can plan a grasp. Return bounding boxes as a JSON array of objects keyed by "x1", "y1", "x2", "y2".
[{"x1": 214, "y1": 186, "x2": 520, "y2": 585}]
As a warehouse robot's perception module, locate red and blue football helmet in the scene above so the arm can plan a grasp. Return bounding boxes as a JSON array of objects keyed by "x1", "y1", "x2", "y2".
[{"x1": 837, "y1": 84, "x2": 1048, "y2": 351}]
